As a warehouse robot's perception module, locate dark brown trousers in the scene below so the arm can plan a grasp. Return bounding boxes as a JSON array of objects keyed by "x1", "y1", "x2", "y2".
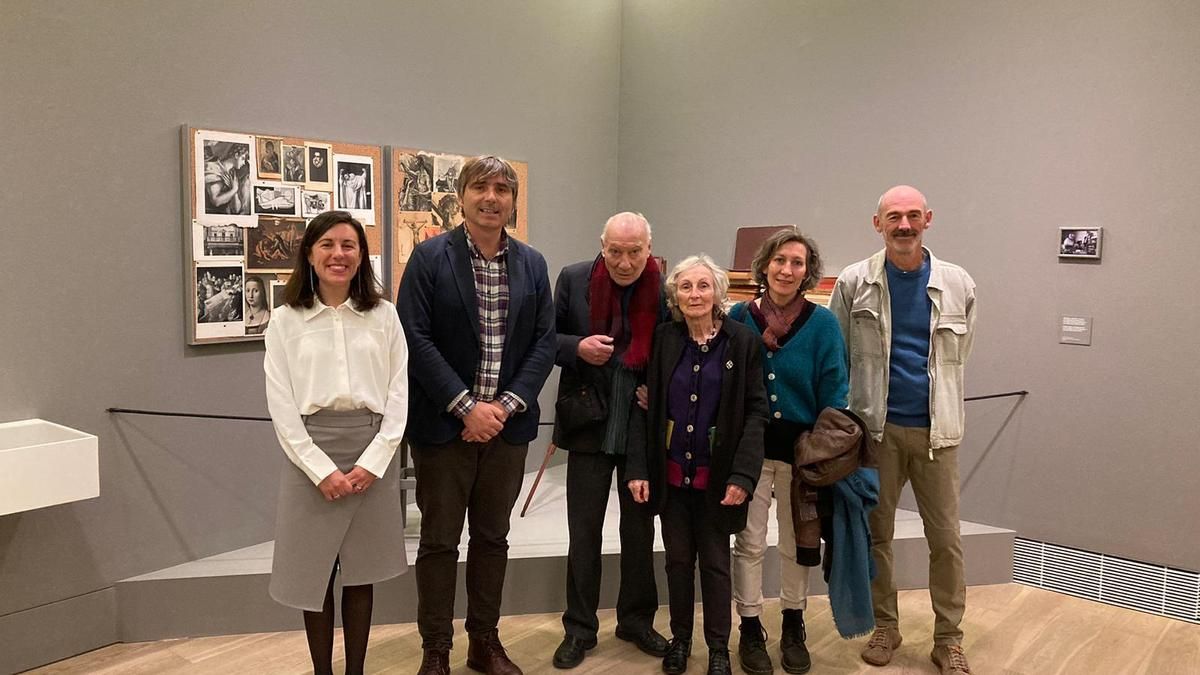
[{"x1": 412, "y1": 436, "x2": 527, "y2": 650}]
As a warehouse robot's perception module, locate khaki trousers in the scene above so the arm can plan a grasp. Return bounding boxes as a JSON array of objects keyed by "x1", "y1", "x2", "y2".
[
  {"x1": 869, "y1": 423, "x2": 965, "y2": 645},
  {"x1": 732, "y1": 459, "x2": 810, "y2": 616}
]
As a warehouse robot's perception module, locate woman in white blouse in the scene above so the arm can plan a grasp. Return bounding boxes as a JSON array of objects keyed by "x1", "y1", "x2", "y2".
[{"x1": 264, "y1": 210, "x2": 408, "y2": 675}]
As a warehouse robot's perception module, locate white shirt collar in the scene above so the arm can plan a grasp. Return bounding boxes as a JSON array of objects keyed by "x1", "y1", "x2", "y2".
[{"x1": 301, "y1": 296, "x2": 368, "y2": 321}]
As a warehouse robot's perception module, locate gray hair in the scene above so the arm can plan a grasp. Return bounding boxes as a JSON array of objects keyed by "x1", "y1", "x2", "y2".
[
  {"x1": 664, "y1": 253, "x2": 730, "y2": 322},
  {"x1": 600, "y1": 211, "x2": 653, "y2": 243}
]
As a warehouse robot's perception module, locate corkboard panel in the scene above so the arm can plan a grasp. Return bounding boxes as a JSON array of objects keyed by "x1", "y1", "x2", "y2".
[
  {"x1": 183, "y1": 126, "x2": 385, "y2": 345},
  {"x1": 389, "y1": 146, "x2": 529, "y2": 299}
]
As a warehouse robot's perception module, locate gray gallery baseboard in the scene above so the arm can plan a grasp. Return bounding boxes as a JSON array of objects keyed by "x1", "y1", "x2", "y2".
[{"x1": 0, "y1": 587, "x2": 117, "y2": 674}]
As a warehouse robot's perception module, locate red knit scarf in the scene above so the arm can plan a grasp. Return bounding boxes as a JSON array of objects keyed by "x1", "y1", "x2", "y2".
[
  {"x1": 759, "y1": 292, "x2": 807, "y2": 351},
  {"x1": 589, "y1": 255, "x2": 661, "y2": 370}
]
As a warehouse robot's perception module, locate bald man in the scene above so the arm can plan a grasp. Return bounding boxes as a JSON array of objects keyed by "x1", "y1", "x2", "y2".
[
  {"x1": 829, "y1": 186, "x2": 977, "y2": 675},
  {"x1": 551, "y1": 212, "x2": 670, "y2": 669}
]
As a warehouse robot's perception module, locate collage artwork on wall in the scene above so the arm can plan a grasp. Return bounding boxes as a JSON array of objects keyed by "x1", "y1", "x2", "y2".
[
  {"x1": 389, "y1": 147, "x2": 529, "y2": 297},
  {"x1": 181, "y1": 126, "x2": 528, "y2": 345}
]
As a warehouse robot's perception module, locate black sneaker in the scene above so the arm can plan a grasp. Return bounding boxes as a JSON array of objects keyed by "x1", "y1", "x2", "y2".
[
  {"x1": 707, "y1": 646, "x2": 732, "y2": 675},
  {"x1": 662, "y1": 637, "x2": 691, "y2": 674},
  {"x1": 737, "y1": 616, "x2": 774, "y2": 674},
  {"x1": 780, "y1": 609, "x2": 811, "y2": 674},
  {"x1": 552, "y1": 634, "x2": 597, "y2": 669}
]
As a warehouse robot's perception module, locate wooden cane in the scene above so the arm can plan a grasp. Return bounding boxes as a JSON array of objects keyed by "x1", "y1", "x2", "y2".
[{"x1": 520, "y1": 442, "x2": 557, "y2": 517}]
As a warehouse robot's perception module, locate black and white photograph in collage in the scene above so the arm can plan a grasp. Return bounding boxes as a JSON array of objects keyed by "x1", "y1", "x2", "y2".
[
  {"x1": 337, "y1": 161, "x2": 372, "y2": 210},
  {"x1": 335, "y1": 153, "x2": 375, "y2": 224},
  {"x1": 396, "y1": 152, "x2": 433, "y2": 212},
  {"x1": 243, "y1": 275, "x2": 271, "y2": 335},
  {"x1": 253, "y1": 183, "x2": 298, "y2": 216},
  {"x1": 431, "y1": 192, "x2": 461, "y2": 231},
  {"x1": 433, "y1": 154, "x2": 462, "y2": 193},
  {"x1": 282, "y1": 143, "x2": 306, "y2": 183},
  {"x1": 270, "y1": 279, "x2": 287, "y2": 310},
  {"x1": 1059, "y1": 226, "x2": 1103, "y2": 260},
  {"x1": 202, "y1": 139, "x2": 252, "y2": 216},
  {"x1": 201, "y1": 223, "x2": 244, "y2": 257},
  {"x1": 247, "y1": 217, "x2": 305, "y2": 271},
  {"x1": 194, "y1": 263, "x2": 246, "y2": 340},
  {"x1": 301, "y1": 190, "x2": 330, "y2": 218},
  {"x1": 306, "y1": 143, "x2": 332, "y2": 191}
]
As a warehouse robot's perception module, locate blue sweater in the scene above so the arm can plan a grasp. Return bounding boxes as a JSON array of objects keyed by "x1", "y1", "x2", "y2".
[
  {"x1": 884, "y1": 257, "x2": 932, "y2": 427},
  {"x1": 730, "y1": 300, "x2": 849, "y2": 461}
]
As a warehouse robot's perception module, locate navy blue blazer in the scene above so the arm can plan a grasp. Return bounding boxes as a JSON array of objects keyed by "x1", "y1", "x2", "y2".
[{"x1": 397, "y1": 225, "x2": 556, "y2": 446}]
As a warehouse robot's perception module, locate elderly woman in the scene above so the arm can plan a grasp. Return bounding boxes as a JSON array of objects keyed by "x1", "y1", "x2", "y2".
[
  {"x1": 264, "y1": 210, "x2": 408, "y2": 675},
  {"x1": 244, "y1": 275, "x2": 271, "y2": 335},
  {"x1": 627, "y1": 254, "x2": 768, "y2": 675},
  {"x1": 727, "y1": 228, "x2": 848, "y2": 674}
]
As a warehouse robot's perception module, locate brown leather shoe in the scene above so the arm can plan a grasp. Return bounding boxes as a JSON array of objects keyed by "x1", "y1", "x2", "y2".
[
  {"x1": 467, "y1": 629, "x2": 523, "y2": 675},
  {"x1": 416, "y1": 648, "x2": 450, "y2": 675}
]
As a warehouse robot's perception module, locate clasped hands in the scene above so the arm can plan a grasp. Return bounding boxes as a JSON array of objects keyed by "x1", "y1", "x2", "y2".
[
  {"x1": 461, "y1": 400, "x2": 509, "y2": 443},
  {"x1": 627, "y1": 480, "x2": 748, "y2": 506},
  {"x1": 318, "y1": 465, "x2": 377, "y2": 502}
]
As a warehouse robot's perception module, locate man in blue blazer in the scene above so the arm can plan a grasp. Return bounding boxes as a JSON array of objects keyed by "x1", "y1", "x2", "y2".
[{"x1": 398, "y1": 156, "x2": 555, "y2": 675}]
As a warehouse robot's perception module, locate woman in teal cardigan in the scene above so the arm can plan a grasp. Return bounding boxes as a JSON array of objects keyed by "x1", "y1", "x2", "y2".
[{"x1": 727, "y1": 227, "x2": 848, "y2": 675}]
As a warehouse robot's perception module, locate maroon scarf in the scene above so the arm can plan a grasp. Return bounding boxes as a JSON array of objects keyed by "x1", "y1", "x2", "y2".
[
  {"x1": 759, "y1": 292, "x2": 807, "y2": 351},
  {"x1": 589, "y1": 255, "x2": 661, "y2": 370}
]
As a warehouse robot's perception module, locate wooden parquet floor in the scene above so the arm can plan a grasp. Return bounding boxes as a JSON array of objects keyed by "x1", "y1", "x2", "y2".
[{"x1": 27, "y1": 584, "x2": 1200, "y2": 674}]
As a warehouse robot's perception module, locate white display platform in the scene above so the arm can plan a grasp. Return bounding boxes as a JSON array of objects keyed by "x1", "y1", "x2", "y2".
[
  {"x1": 0, "y1": 418, "x2": 99, "y2": 516},
  {"x1": 115, "y1": 462, "x2": 1015, "y2": 641}
]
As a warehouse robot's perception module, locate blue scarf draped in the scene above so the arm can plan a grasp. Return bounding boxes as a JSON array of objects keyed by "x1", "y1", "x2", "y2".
[{"x1": 827, "y1": 466, "x2": 880, "y2": 638}]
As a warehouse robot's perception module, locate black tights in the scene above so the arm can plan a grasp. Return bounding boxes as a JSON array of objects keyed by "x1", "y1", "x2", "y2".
[{"x1": 303, "y1": 562, "x2": 374, "y2": 675}]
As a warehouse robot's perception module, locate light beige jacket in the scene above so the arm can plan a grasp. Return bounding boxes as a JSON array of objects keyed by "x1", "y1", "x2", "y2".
[{"x1": 829, "y1": 248, "x2": 976, "y2": 450}]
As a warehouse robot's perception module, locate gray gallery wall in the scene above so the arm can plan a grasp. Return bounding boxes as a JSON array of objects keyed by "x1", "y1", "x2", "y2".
[
  {"x1": 618, "y1": 0, "x2": 1199, "y2": 571},
  {"x1": 0, "y1": 1, "x2": 620, "y2": 670},
  {"x1": 5, "y1": 0, "x2": 1200, "y2": 670}
]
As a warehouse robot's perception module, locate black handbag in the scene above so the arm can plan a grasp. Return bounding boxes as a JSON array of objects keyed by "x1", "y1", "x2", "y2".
[{"x1": 555, "y1": 383, "x2": 609, "y2": 434}]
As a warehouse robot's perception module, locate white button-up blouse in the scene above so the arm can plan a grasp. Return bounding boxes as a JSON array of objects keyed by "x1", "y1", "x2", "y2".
[{"x1": 264, "y1": 298, "x2": 408, "y2": 485}]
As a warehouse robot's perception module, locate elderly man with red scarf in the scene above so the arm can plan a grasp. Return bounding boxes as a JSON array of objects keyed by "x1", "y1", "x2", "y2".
[{"x1": 551, "y1": 212, "x2": 671, "y2": 669}]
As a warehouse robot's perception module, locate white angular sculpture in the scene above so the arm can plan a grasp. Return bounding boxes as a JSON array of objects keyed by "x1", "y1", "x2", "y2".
[{"x1": 0, "y1": 419, "x2": 99, "y2": 516}]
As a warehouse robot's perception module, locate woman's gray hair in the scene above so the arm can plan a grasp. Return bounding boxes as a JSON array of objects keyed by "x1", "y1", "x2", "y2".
[{"x1": 664, "y1": 253, "x2": 730, "y2": 321}]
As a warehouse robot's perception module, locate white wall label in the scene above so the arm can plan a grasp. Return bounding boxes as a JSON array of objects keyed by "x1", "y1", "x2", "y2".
[{"x1": 1060, "y1": 315, "x2": 1093, "y2": 345}]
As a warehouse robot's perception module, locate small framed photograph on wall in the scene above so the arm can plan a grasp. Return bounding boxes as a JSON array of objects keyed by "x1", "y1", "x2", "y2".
[{"x1": 1059, "y1": 227, "x2": 1102, "y2": 260}]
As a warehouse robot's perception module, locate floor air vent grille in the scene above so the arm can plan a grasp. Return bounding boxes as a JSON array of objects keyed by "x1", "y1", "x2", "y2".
[{"x1": 1012, "y1": 537, "x2": 1198, "y2": 623}]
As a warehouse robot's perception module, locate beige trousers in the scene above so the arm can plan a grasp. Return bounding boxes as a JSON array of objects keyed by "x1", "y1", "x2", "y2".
[
  {"x1": 870, "y1": 423, "x2": 965, "y2": 645},
  {"x1": 732, "y1": 459, "x2": 810, "y2": 616}
]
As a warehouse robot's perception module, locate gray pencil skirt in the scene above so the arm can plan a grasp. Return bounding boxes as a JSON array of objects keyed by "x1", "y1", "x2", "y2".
[{"x1": 269, "y1": 408, "x2": 408, "y2": 611}]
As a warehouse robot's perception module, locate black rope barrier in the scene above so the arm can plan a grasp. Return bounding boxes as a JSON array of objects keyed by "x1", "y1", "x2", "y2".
[
  {"x1": 109, "y1": 389, "x2": 1027, "y2": 424},
  {"x1": 107, "y1": 407, "x2": 555, "y2": 425},
  {"x1": 964, "y1": 390, "x2": 1028, "y2": 402}
]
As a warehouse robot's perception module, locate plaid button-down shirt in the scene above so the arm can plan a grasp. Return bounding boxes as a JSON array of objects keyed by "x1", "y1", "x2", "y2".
[{"x1": 448, "y1": 227, "x2": 525, "y2": 418}]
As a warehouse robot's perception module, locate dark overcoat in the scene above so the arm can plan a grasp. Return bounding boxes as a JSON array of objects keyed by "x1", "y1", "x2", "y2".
[{"x1": 552, "y1": 259, "x2": 668, "y2": 452}]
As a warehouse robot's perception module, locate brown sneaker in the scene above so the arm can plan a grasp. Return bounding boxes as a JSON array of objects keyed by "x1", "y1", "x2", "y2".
[
  {"x1": 931, "y1": 644, "x2": 972, "y2": 674},
  {"x1": 860, "y1": 626, "x2": 902, "y2": 666},
  {"x1": 467, "y1": 629, "x2": 523, "y2": 675}
]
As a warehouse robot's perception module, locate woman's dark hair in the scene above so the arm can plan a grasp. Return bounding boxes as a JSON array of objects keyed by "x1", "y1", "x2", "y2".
[
  {"x1": 750, "y1": 226, "x2": 824, "y2": 294},
  {"x1": 282, "y1": 210, "x2": 383, "y2": 311}
]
